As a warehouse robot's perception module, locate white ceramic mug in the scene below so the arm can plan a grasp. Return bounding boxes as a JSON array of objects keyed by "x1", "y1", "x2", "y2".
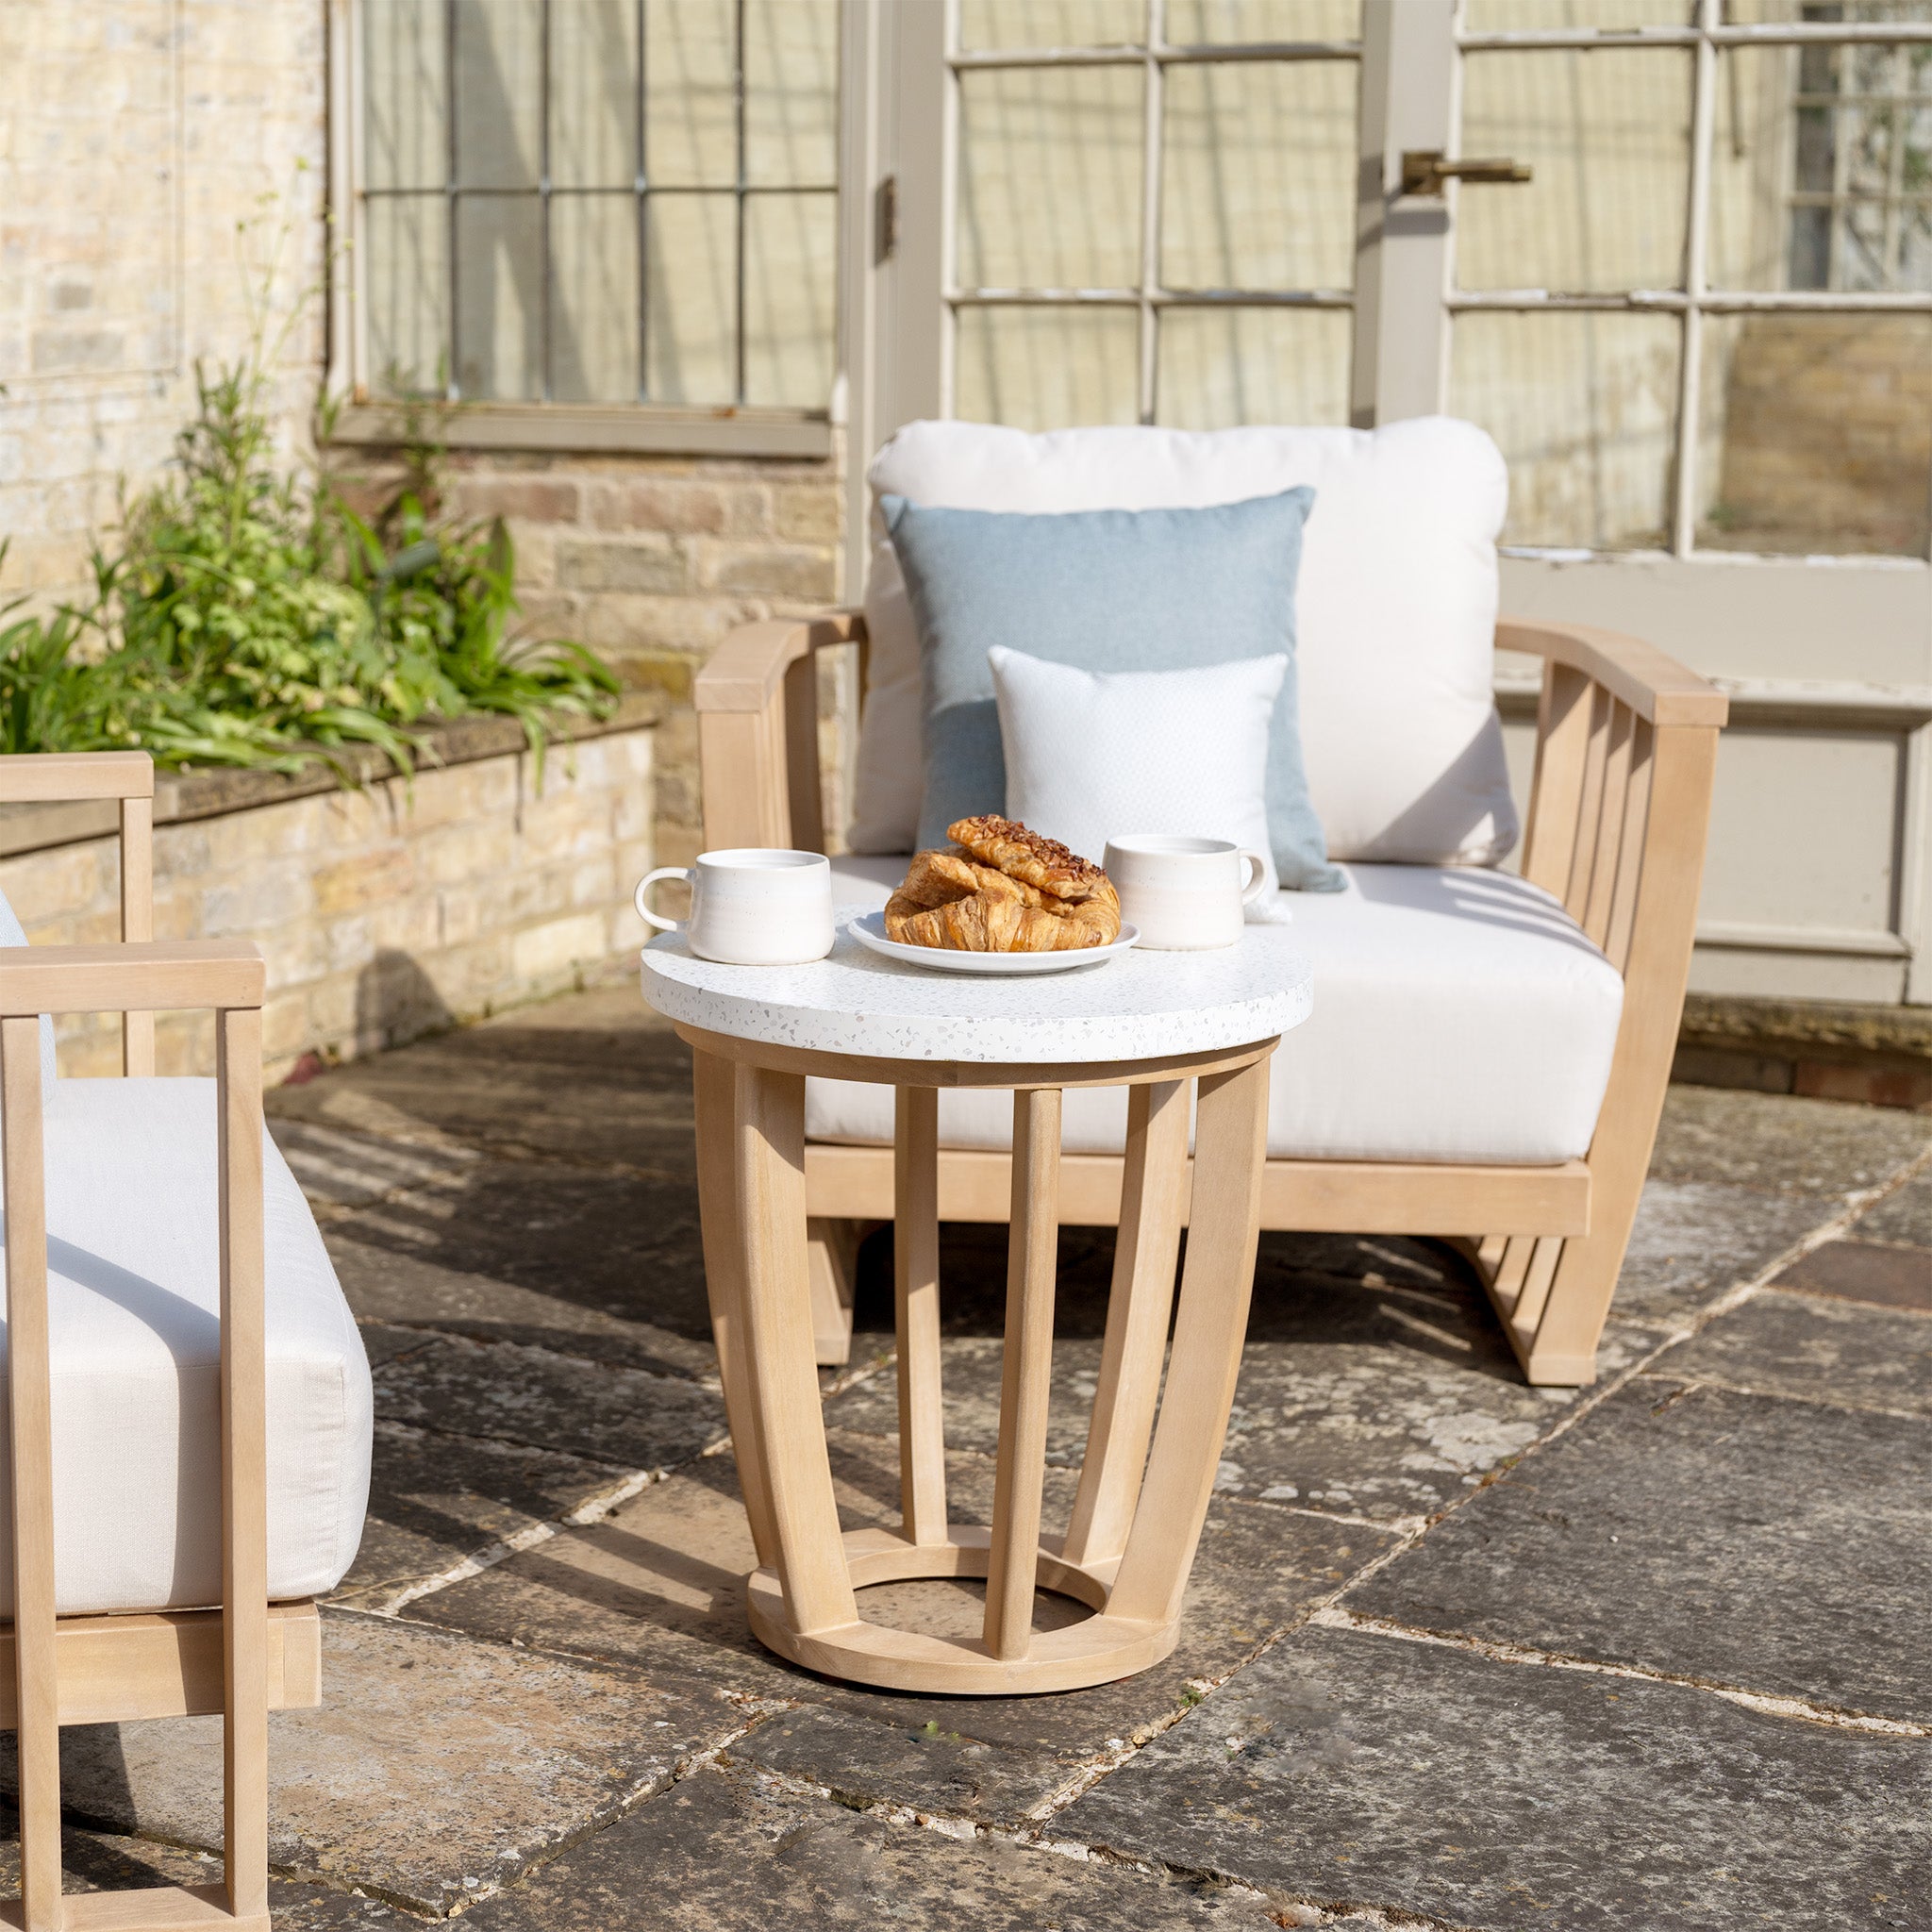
[
  {"x1": 635, "y1": 848, "x2": 835, "y2": 965},
  {"x1": 1104, "y1": 834, "x2": 1269, "y2": 951}
]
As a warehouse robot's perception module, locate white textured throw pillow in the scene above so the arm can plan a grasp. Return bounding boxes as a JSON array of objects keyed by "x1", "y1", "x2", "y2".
[{"x1": 990, "y1": 645, "x2": 1285, "y2": 894}]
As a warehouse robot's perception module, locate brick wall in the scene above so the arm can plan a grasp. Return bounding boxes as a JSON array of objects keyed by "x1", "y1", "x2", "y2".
[
  {"x1": 0, "y1": 0, "x2": 326, "y2": 603},
  {"x1": 438, "y1": 445, "x2": 847, "y2": 866},
  {"x1": 0, "y1": 710, "x2": 657, "y2": 1083}
]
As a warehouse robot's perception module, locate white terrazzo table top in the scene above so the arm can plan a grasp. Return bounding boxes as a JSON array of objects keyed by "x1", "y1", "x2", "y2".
[{"x1": 641, "y1": 907, "x2": 1312, "y2": 1066}]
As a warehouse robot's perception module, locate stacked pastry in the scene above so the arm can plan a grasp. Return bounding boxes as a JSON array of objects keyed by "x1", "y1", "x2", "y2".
[{"x1": 886, "y1": 816, "x2": 1122, "y2": 953}]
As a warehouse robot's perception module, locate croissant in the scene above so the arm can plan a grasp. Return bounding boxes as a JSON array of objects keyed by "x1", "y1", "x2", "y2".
[{"x1": 884, "y1": 824, "x2": 1122, "y2": 953}]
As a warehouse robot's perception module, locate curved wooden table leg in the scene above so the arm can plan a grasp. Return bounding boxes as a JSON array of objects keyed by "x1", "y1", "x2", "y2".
[
  {"x1": 729, "y1": 1061, "x2": 858, "y2": 1639},
  {"x1": 692, "y1": 1047, "x2": 777, "y2": 1566},
  {"x1": 984, "y1": 1087, "x2": 1063, "y2": 1661},
  {"x1": 1063, "y1": 1078, "x2": 1190, "y2": 1572},
  {"x1": 1108, "y1": 1055, "x2": 1271, "y2": 1631},
  {"x1": 895, "y1": 1086, "x2": 947, "y2": 1546}
]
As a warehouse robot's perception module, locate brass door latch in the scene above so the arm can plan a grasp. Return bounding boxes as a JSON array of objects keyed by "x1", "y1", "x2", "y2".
[{"x1": 1398, "y1": 150, "x2": 1533, "y2": 198}]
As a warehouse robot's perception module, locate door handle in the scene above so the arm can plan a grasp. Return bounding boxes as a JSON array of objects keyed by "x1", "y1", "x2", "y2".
[{"x1": 1398, "y1": 150, "x2": 1533, "y2": 199}]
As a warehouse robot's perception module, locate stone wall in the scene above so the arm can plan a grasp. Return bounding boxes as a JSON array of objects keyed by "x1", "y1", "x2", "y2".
[
  {"x1": 0, "y1": 707, "x2": 657, "y2": 1084},
  {"x1": 0, "y1": 0, "x2": 327, "y2": 604},
  {"x1": 425, "y1": 444, "x2": 847, "y2": 866}
]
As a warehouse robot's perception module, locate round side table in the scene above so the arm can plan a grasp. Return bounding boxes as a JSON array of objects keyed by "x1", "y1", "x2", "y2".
[{"x1": 642, "y1": 914, "x2": 1310, "y2": 1697}]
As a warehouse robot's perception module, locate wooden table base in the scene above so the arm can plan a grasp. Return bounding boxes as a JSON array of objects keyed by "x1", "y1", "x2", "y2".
[{"x1": 691, "y1": 1040, "x2": 1274, "y2": 1698}]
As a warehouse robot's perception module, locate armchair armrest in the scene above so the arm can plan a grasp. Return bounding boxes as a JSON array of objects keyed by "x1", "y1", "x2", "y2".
[
  {"x1": 0, "y1": 751, "x2": 155, "y2": 803},
  {"x1": 0, "y1": 940, "x2": 264, "y2": 1017},
  {"x1": 1497, "y1": 618, "x2": 1728, "y2": 729},
  {"x1": 0, "y1": 750, "x2": 160, "y2": 1074},
  {"x1": 694, "y1": 611, "x2": 866, "y2": 854}
]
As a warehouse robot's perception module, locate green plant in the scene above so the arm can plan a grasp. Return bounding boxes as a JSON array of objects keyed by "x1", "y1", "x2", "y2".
[{"x1": 0, "y1": 182, "x2": 617, "y2": 778}]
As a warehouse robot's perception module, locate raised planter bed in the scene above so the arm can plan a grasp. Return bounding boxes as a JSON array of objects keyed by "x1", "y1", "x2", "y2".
[{"x1": 0, "y1": 697, "x2": 659, "y2": 1081}]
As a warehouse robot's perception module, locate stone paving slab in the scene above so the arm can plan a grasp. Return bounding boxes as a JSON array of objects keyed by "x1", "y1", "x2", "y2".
[
  {"x1": 267, "y1": 988, "x2": 699, "y2": 1179},
  {"x1": 330, "y1": 1236, "x2": 720, "y2": 1382},
  {"x1": 1656, "y1": 1287, "x2": 1932, "y2": 1415},
  {"x1": 1647, "y1": 1085, "x2": 1929, "y2": 1195},
  {"x1": 7, "y1": 1613, "x2": 745, "y2": 1916},
  {"x1": 1349, "y1": 1378, "x2": 1932, "y2": 1722},
  {"x1": 1852, "y1": 1166, "x2": 1932, "y2": 1248},
  {"x1": 269, "y1": 1118, "x2": 484, "y2": 1211},
  {"x1": 0, "y1": 1827, "x2": 421, "y2": 1930},
  {"x1": 1773, "y1": 1239, "x2": 1932, "y2": 1314},
  {"x1": 1612, "y1": 1178, "x2": 1847, "y2": 1323},
  {"x1": 372, "y1": 1332, "x2": 726, "y2": 1474},
  {"x1": 406, "y1": 1426, "x2": 1391, "y2": 1824},
  {"x1": 328, "y1": 1160, "x2": 714, "y2": 1350},
  {"x1": 339, "y1": 1421, "x2": 636, "y2": 1606},
  {"x1": 1061, "y1": 1623, "x2": 1932, "y2": 1931},
  {"x1": 446, "y1": 1758, "x2": 1307, "y2": 1931}
]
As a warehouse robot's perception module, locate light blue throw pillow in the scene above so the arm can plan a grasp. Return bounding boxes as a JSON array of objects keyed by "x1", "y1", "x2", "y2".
[{"x1": 882, "y1": 488, "x2": 1344, "y2": 891}]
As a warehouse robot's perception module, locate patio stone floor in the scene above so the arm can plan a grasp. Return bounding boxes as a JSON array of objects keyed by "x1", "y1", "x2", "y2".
[{"x1": 19, "y1": 986, "x2": 1932, "y2": 1927}]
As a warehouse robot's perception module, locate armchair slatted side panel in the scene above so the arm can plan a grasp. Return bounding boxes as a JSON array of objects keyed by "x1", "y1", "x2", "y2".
[
  {"x1": 0, "y1": 752, "x2": 315, "y2": 1932},
  {"x1": 1478, "y1": 625, "x2": 1725, "y2": 1383},
  {"x1": 692, "y1": 612, "x2": 1728, "y2": 1387}
]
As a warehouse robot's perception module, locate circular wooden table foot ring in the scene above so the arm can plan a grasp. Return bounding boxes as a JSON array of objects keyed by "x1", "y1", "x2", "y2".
[{"x1": 742, "y1": 1527, "x2": 1178, "y2": 1696}]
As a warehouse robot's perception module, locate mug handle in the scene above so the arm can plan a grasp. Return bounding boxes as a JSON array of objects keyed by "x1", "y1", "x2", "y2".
[
  {"x1": 635, "y1": 866, "x2": 691, "y2": 932},
  {"x1": 1237, "y1": 850, "x2": 1270, "y2": 906}
]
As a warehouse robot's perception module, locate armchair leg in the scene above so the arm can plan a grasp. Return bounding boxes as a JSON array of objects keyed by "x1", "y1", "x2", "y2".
[{"x1": 807, "y1": 1219, "x2": 861, "y2": 1367}]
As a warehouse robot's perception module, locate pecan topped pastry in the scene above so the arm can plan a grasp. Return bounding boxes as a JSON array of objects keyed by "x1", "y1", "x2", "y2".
[{"x1": 885, "y1": 818, "x2": 1122, "y2": 953}]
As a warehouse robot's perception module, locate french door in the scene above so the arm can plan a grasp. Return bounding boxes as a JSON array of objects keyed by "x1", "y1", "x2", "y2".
[{"x1": 841, "y1": 0, "x2": 1932, "y2": 1008}]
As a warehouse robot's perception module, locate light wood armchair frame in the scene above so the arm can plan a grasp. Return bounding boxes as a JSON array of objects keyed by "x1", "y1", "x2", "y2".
[
  {"x1": 0, "y1": 754, "x2": 320, "y2": 1932},
  {"x1": 693, "y1": 617, "x2": 1727, "y2": 1387}
]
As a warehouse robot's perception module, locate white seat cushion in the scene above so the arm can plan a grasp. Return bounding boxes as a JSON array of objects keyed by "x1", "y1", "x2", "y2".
[
  {"x1": 0, "y1": 1078, "x2": 372, "y2": 1615},
  {"x1": 851, "y1": 416, "x2": 1518, "y2": 872},
  {"x1": 818, "y1": 858, "x2": 1623, "y2": 1166}
]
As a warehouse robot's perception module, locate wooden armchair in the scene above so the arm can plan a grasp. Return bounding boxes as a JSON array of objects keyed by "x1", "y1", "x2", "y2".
[
  {"x1": 694, "y1": 615, "x2": 1726, "y2": 1388},
  {"x1": 0, "y1": 753, "x2": 358, "y2": 1932}
]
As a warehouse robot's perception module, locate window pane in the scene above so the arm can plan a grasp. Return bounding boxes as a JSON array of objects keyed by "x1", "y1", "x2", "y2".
[
  {"x1": 364, "y1": 0, "x2": 446, "y2": 191},
  {"x1": 1712, "y1": 41, "x2": 1932, "y2": 293},
  {"x1": 744, "y1": 0, "x2": 839, "y2": 189},
  {"x1": 1696, "y1": 314, "x2": 1932, "y2": 557},
  {"x1": 366, "y1": 195, "x2": 448, "y2": 395},
  {"x1": 1450, "y1": 311, "x2": 1679, "y2": 550},
  {"x1": 1162, "y1": 60, "x2": 1356, "y2": 291},
  {"x1": 955, "y1": 307, "x2": 1141, "y2": 428},
  {"x1": 645, "y1": 192, "x2": 737, "y2": 404},
  {"x1": 744, "y1": 192, "x2": 836, "y2": 407},
  {"x1": 1166, "y1": 0, "x2": 1358, "y2": 38},
  {"x1": 1457, "y1": 50, "x2": 1691, "y2": 292},
  {"x1": 958, "y1": 67, "x2": 1144, "y2": 289},
  {"x1": 550, "y1": 0, "x2": 637, "y2": 190},
  {"x1": 1156, "y1": 308, "x2": 1351, "y2": 427},
  {"x1": 551, "y1": 195, "x2": 639, "y2": 404},
  {"x1": 1462, "y1": 1, "x2": 1690, "y2": 26},
  {"x1": 453, "y1": 0, "x2": 541, "y2": 190},
  {"x1": 645, "y1": 0, "x2": 737, "y2": 188},
  {"x1": 455, "y1": 195, "x2": 542, "y2": 399},
  {"x1": 958, "y1": 2, "x2": 1146, "y2": 51}
]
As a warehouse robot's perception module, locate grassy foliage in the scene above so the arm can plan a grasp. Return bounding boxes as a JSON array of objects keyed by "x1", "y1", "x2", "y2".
[{"x1": 0, "y1": 361, "x2": 618, "y2": 778}]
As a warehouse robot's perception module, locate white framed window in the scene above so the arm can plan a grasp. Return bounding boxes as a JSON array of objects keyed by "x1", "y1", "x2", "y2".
[
  {"x1": 938, "y1": 0, "x2": 1362, "y2": 431},
  {"x1": 1451, "y1": 0, "x2": 1932, "y2": 560},
  {"x1": 327, "y1": 0, "x2": 841, "y2": 456}
]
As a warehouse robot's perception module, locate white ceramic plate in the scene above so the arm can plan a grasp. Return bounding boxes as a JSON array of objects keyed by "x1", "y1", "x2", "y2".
[{"x1": 848, "y1": 909, "x2": 1141, "y2": 974}]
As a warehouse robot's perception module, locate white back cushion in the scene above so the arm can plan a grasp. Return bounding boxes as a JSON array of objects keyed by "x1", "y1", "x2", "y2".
[{"x1": 851, "y1": 416, "x2": 1518, "y2": 870}]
